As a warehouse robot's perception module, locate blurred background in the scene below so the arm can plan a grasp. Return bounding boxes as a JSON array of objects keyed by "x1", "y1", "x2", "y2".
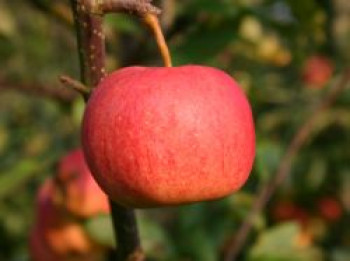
[{"x1": 0, "y1": 0, "x2": 349, "y2": 260}]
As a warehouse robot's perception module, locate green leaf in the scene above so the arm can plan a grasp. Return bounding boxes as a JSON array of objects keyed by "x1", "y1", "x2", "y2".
[
  {"x1": 138, "y1": 215, "x2": 173, "y2": 259},
  {"x1": 0, "y1": 157, "x2": 54, "y2": 200},
  {"x1": 105, "y1": 14, "x2": 142, "y2": 34},
  {"x1": 84, "y1": 214, "x2": 116, "y2": 248},
  {"x1": 180, "y1": 0, "x2": 238, "y2": 16},
  {"x1": 255, "y1": 141, "x2": 283, "y2": 182},
  {"x1": 72, "y1": 96, "x2": 85, "y2": 127},
  {"x1": 248, "y1": 222, "x2": 324, "y2": 261},
  {"x1": 85, "y1": 214, "x2": 173, "y2": 259},
  {"x1": 331, "y1": 248, "x2": 350, "y2": 261}
]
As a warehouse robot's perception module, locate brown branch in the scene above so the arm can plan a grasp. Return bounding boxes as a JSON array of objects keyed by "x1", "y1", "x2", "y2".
[
  {"x1": 59, "y1": 75, "x2": 91, "y2": 95},
  {"x1": 71, "y1": 1, "x2": 106, "y2": 89},
  {"x1": 110, "y1": 201, "x2": 144, "y2": 261},
  {"x1": 70, "y1": 1, "x2": 160, "y2": 260},
  {"x1": 224, "y1": 69, "x2": 350, "y2": 261},
  {"x1": 80, "y1": 0, "x2": 160, "y2": 16},
  {"x1": 0, "y1": 78, "x2": 77, "y2": 102}
]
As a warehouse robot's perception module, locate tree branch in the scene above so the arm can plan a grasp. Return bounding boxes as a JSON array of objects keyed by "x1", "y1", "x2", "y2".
[
  {"x1": 80, "y1": 0, "x2": 170, "y2": 68},
  {"x1": 0, "y1": 78, "x2": 77, "y2": 102},
  {"x1": 59, "y1": 75, "x2": 91, "y2": 95},
  {"x1": 80, "y1": 0, "x2": 160, "y2": 16},
  {"x1": 110, "y1": 201, "x2": 144, "y2": 261},
  {"x1": 71, "y1": 0, "x2": 106, "y2": 89},
  {"x1": 224, "y1": 69, "x2": 350, "y2": 261},
  {"x1": 69, "y1": 1, "x2": 166, "y2": 260}
]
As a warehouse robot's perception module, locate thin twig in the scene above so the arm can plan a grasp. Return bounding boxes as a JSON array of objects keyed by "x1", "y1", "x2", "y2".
[
  {"x1": 59, "y1": 75, "x2": 91, "y2": 95},
  {"x1": 80, "y1": 0, "x2": 160, "y2": 16},
  {"x1": 102, "y1": 0, "x2": 160, "y2": 15},
  {"x1": 224, "y1": 69, "x2": 350, "y2": 261},
  {"x1": 0, "y1": 78, "x2": 77, "y2": 102}
]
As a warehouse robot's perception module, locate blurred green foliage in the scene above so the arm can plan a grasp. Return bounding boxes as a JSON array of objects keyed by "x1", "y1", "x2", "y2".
[{"x1": 0, "y1": 0, "x2": 350, "y2": 260}]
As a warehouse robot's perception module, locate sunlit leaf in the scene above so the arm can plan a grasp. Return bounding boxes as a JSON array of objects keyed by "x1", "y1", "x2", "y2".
[
  {"x1": 248, "y1": 222, "x2": 324, "y2": 261},
  {"x1": 84, "y1": 214, "x2": 116, "y2": 248}
]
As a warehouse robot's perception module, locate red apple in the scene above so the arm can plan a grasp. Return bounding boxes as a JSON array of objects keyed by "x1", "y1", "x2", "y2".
[
  {"x1": 30, "y1": 225, "x2": 104, "y2": 261},
  {"x1": 56, "y1": 149, "x2": 110, "y2": 217},
  {"x1": 317, "y1": 197, "x2": 342, "y2": 222},
  {"x1": 30, "y1": 179, "x2": 101, "y2": 257},
  {"x1": 302, "y1": 55, "x2": 334, "y2": 88},
  {"x1": 271, "y1": 201, "x2": 309, "y2": 227},
  {"x1": 82, "y1": 65, "x2": 255, "y2": 207},
  {"x1": 29, "y1": 226, "x2": 61, "y2": 261}
]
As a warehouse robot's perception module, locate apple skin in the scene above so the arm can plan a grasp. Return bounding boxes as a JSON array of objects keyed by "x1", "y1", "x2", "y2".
[
  {"x1": 82, "y1": 65, "x2": 255, "y2": 207},
  {"x1": 56, "y1": 149, "x2": 110, "y2": 217}
]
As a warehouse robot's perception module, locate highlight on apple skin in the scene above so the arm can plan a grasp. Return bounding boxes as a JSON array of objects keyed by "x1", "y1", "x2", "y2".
[{"x1": 82, "y1": 65, "x2": 255, "y2": 208}]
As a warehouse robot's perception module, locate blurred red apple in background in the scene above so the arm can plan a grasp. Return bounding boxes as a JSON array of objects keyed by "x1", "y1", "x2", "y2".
[
  {"x1": 317, "y1": 197, "x2": 342, "y2": 222},
  {"x1": 29, "y1": 225, "x2": 61, "y2": 261},
  {"x1": 56, "y1": 149, "x2": 109, "y2": 217},
  {"x1": 30, "y1": 179, "x2": 99, "y2": 257},
  {"x1": 82, "y1": 65, "x2": 255, "y2": 207},
  {"x1": 29, "y1": 149, "x2": 111, "y2": 261},
  {"x1": 302, "y1": 55, "x2": 334, "y2": 88},
  {"x1": 271, "y1": 201, "x2": 309, "y2": 227}
]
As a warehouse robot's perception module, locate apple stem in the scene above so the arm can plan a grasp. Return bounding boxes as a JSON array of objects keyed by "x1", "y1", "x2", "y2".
[
  {"x1": 143, "y1": 13, "x2": 173, "y2": 67},
  {"x1": 223, "y1": 68, "x2": 350, "y2": 261}
]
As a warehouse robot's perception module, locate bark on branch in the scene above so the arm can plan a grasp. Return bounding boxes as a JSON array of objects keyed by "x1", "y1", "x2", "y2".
[
  {"x1": 78, "y1": 0, "x2": 160, "y2": 16},
  {"x1": 69, "y1": 1, "x2": 164, "y2": 260}
]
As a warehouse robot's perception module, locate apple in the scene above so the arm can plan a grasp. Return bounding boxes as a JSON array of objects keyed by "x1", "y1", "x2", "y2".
[
  {"x1": 56, "y1": 149, "x2": 110, "y2": 217},
  {"x1": 29, "y1": 226, "x2": 104, "y2": 261},
  {"x1": 30, "y1": 179, "x2": 101, "y2": 257},
  {"x1": 271, "y1": 201, "x2": 309, "y2": 227},
  {"x1": 302, "y1": 55, "x2": 333, "y2": 88},
  {"x1": 29, "y1": 226, "x2": 61, "y2": 261},
  {"x1": 82, "y1": 65, "x2": 255, "y2": 207},
  {"x1": 29, "y1": 150, "x2": 111, "y2": 260},
  {"x1": 317, "y1": 197, "x2": 342, "y2": 222}
]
